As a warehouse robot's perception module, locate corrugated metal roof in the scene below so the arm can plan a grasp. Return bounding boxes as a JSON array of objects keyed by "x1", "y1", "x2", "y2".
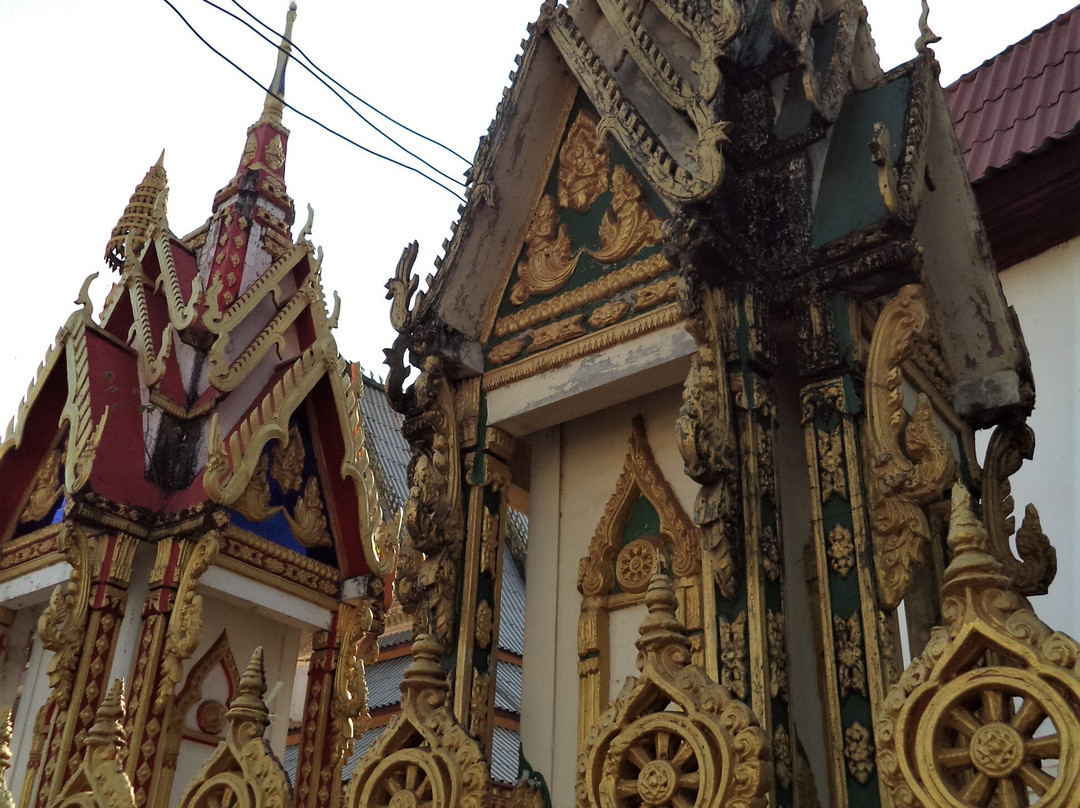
[
  {"x1": 358, "y1": 375, "x2": 410, "y2": 511},
  {"x1": 282, "y1": 743, "x2": 298, "y2": 785},
  {"x1": 946, "y1": 6, "x2": 1080, "y2": 182},
  {"x1": 366, "y1": 655, "x2": 410, "y2": 709},
  {"x1": 491, "y1": 726, "x2": 522, "y2": 784},
  {"x1": 495, "y1": 659, "x2": 522, "y2": 713},
  {"x1": 498, "y1": 555, "x2": 526, "y2": 656}
]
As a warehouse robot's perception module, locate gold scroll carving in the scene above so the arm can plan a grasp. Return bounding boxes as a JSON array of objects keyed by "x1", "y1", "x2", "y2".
[
  {"x1": 0, "y1": 710, "x2": 13, "y2": 808},
  {"x1": 510, "y1": 195, "x2": 581, "y2": 305},
  {"x1": 576, "y1": 574, "x2": 771, "y2": 808},
  {"x1": 587, "y1": 165, "x2": 663, "y2": 264},
  {"x1": 272, "y1": 424, "x2": 305, "y2": 493},
  {"x1": 866, "y1": 286, "x2": 955, "y2": 610},
  {"x1": 558, "y1": 110, "x2": 609, "y2": 213},
  {"x1": 53, "y1": 680, "x2": 136, "y2": 808},
  {"x1": 176, "y1": 647, "x2": 292, "y2": 808},
  {"x1": 982, "y1": 422, "x2": 1057, "y2": 595},
  {"x1": 19, "y1": 447, "x2": 63, "y2": 524},
  {"x1": 330, "y1": 602, "x2": 377, "y2": 769},
  {"x1": 878, "y1": 484, "x2": 1080, "y2": 808},
  {"x1": 283, "y1": 477, "x2": 333, "y2": 548},
  {"x1": 345, "y1": 635, "x2": 489, "y2": 808}
]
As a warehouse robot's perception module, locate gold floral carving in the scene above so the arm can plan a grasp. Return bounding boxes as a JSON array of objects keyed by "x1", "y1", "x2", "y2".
[
  {"x1": 982, "y1": 422, "x2": 1057, "y2": 595},
  {"x1": 265, "y1": 134, "x2": 285, "y2": 171},
  {"x1": 833, "y1": 613, "x2": 866, "y2": 699},
  {"x1": 878, "y1": 484, "x2": 1080, "y2": 808},
  {"x1": 494, "y1": 252, "x2": 670, "y2": 337},
  {"x1": 615, "y1": 538, "x2": 660, "y2": 594},
  {"x1": 576, "y1": 575, "x2": 770, "y2": 808},
  {"x1": 480, "y1": 509, "x2": 500, "y2": 574},
  {"x1": 529, "y1": 314, "x2": 586, "y2": 352},
  {"x1": 38, "y1": 523, "x2": 91, "y2": 705},
  {"x1": 676, "y1": 284, "x2": 738, "y2": 598},
  {"x1": 475, "y1": 601, "x2": 493, "y2": 650},
  {"x1": 284, "y1": 477, "x2": 333, "y2": 548},
  {"x1": 19, "y1": 448, "x2": 63, "y2": 523},
  {"x1": 242, "y1": 133, "x2": 258, "y2": 167},
  {"x1": 176, "y1": 648, "x2": 292, "y2": 808},
  {"x1": 588, "y1": 301, "x2": 629, "y2": 329},
  {"x1": 588, "y1": 165, "x2": 663, "y2": 263},
  {"x1": 633, "y1": 277, "x2": 678, "y2": 312},
  {"x1": 345, "y1": 635, "x2": 489, "y2": 808},
  {"x1": 773, "y1": 725, "x2": 793, "y2": 791},
  {"x1": 718, "y1": 612, "x2": 748, "y2": 701},
  {"x1": 469, "y1": 672, "x2": 491, "y2": 741},
  {"x1": 271, "y1": 424, "x2": 305, "y2": 493},
  {"x1": 817, "y1": 427, "x2": 847, "y2": 501},
  {"x1": 549, "y1": 2, "x2": 738, "y2": 205},
  {"x1": 842, "y1": 723, "x2": 874, "y2": 786},
  {"x1": 60, "y1": 299, "x2": 110, "y2": 494},
  {"x1": 510, "y1": 195, "x2": 581, "y2": 305},
  {"x1": 156, "y1": 532, "x2": 220, "y2": 712},
  {"x1": 767, "y1": 611, "x2": 790, "y2": 702},
  {"x1": 487, "y1": 339, "x2": 525, "y2": 366},
  {"x1": 827, "y1": 524, "x2": 855, "y2": 578},
  {"x1": 235, "y1": 454, "x2": 281, "y2": 523},
  {"x1": 52, "y1": 680, "x2": 136, "y2": 808},
  {"x1": 395, "y1": 358, "x2": 465, "y2": 646},
  {"x1": 866, "y1": 286, "x2": 956, "y2": 610},
  {"x1": 579, "y1": 416, "x2": 701, "y2": 598},
  {"x1": 558, "y1": 110, "x2": 609, "y2": 213}
]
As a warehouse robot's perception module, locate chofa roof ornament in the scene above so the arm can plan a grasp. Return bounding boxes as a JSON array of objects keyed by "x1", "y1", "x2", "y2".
[{"x1": 548, "y1": 0, "x2": 739, "y2": 206}]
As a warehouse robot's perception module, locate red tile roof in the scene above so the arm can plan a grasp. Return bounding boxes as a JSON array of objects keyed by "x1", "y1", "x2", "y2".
[{"x1": 946, "y1": 6, "x2": 1080, "y2": 183}]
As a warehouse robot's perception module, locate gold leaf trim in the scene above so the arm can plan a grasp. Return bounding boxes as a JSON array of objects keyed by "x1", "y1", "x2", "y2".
[
  {"x1": 529, "y1": 314, "x2": 586, "y2": 352},
  {"x1": 558, "y1": 110, "x2": 609, "y2": 213},
  {"x1": 483, "y1": 304, "x2": 681, "y2": 392},
  {"x1": 509, "y1": 195, "x2": 581, "y2": 305},
  {"x1": 587, "y1": 165, "x2": 663, "y2": 263},
  {"x1": 494, "y1": 252, "x2": 670, "y2": 337}
]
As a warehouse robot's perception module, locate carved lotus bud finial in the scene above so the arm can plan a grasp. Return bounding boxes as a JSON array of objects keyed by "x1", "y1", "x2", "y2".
[
  {"x1": 635, "y1": 572, "x2": 692, "y2": 676},
  {"x1": 398, "y1": 634, "x2": 448, "y2": 709},
  {"x1": 942, "y1": 484, "x2": 1009, "y2": 593},
  {"x1": 85, "y1": 679, "x2": 126, "y2": 751},
  {"x1": 227, "y1": 646, "x2": 270, "y2": 728}
]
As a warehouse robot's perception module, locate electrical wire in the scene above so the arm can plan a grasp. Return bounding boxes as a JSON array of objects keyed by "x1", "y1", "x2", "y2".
[
  {"x1": 196, "y1": 0, "x2": 467, "y2": 188},
  {"x1": 158, "y1": 0, "x2": 467, "y2": 202},
  {"x1": 229, "y1": 0, "x2": 473, "y2": 166}
]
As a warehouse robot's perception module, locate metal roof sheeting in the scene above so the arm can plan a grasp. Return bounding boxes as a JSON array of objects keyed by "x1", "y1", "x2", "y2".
[
  {"x1": 495, "y1": 659, "x2": 522, "y2": 713},
  {"x1": 344, "y1": 724, "x2": 388, "y2": 781},
  {"x1": 946, "y1": 7, "x2": 1080, "y2": 182},
  {"x1": 366, "y1": 655, "x2": 411, "y2": 709},
  {"x1": 498, "y1": 551, "x2": 526, "y2": 656},
  {"x1": 491, "y1": 726, "x2": 522, "y2": 784}
]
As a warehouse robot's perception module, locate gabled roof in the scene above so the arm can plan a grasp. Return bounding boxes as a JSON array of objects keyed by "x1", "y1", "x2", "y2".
[{"x1": 946, "y1": 6, "x2": 1080, "y2": 182}]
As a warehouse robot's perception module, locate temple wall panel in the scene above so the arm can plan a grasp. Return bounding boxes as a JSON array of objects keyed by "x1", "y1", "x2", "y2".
[{"x1": 520, "y1": 383, "x2": 691, "y2": 808}]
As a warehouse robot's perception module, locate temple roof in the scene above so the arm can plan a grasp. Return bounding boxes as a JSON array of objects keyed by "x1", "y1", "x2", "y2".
[{"x1": 946, "y1": 6, "x2": 1080, "y2": 182}]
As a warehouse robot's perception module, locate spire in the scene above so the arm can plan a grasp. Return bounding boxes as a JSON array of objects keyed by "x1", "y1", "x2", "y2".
[
  {"x1": 105, "y1": 151, "x2": 167, "y2": 271},
  {"x1": 260, "y1": 2, "x2": 298, "y2": 126}
]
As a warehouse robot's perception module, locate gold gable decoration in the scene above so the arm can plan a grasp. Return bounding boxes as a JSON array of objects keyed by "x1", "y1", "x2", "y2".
[
  {"x1": 344, "y1": 634, "x2": 489, "y2": 808},
  {"x1": 176, "y1": 647, "x2": 292, "y2": 808},
  {"x1": 878, "y1": 485, "x2": 1080, "y2": 808},
  {"x1": 576, "y1": 574, "x2": 771, "y2": 808}
]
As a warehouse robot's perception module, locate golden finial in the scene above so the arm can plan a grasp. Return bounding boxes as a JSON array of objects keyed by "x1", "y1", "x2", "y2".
[
  {"x1": 261, "y1": 2, "x2": 298, "y2": 124},
  {"x1": 85, "y1": 679, "x2": 127, "y2": 750},
  {"x1": 398, "y1": 634, "x2": 448, "y2": 708},
  {"x1": 915, "y1": 0, "x2": 941, "y2": 55},
  {"x1": 635, "y1": 572, "x2": 692, "y2": 676}
]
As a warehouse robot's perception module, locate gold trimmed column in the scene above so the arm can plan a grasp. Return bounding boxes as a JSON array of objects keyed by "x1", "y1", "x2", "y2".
[
  {"x1": 798, "y1": 293, "x2": 898, "y2": 808},
  {"x1": 31, "y1": 527, "x2": 139, "y2": 808}
]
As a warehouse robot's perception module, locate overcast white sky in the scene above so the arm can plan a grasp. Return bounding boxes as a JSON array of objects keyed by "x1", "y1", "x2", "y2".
[{"x1": 0, "y1": 0, "x2": 1074, "y2": 420}]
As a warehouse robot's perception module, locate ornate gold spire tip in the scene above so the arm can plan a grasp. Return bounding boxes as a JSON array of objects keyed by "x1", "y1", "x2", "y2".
[{"x1": 262, "y1": 2, "x2": 298, "y2": 123}]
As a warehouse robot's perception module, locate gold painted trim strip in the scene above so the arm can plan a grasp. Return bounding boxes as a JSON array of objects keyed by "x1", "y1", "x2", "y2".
[
  {"x1": 482, "y1": 304, "x2": 682, "y2": 392},
  {"x1": 494, "y1": 253, "x2": 672, "y2": 337}
]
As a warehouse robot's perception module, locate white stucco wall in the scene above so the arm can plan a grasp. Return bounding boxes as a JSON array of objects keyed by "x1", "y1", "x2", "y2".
[{"x1": 992, "y1": 235, "x2": 1080, "y2": 640}]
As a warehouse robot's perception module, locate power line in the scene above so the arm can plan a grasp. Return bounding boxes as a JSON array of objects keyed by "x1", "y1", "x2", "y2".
[
  {"x1": 229, "y1": 0, "x2": 473, "y2": 167},
  {"x1": 196, "y1": 0, "x2": 467, "y2": 188},
  {"x1": 158, "y1": 0, "x2": 467, "y2": 202}
]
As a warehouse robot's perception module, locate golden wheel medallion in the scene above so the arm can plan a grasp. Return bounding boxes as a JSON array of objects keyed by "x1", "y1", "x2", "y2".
[{"x1": 610, "y1": 715, "x2": 707, "y2": 808}]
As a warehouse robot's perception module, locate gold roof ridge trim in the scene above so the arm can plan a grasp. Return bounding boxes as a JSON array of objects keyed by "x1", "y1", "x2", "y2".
[
  {"x1": 878, "y1": 483, "x2": 1080, "y2": 808},
  {"x1": 483, "y1": 303, "x2": 681, "y2": 391},
  {"x1": 153, "y1": 234, "x2": 202, "y2": 332},
  {"x1": 202, "y1": 240, "x2": 308, "y2": 334},
  {"x1": 548, "y1": 3, "x2": 735, "y2": 204},
  {"x1": 577, "y1": 573, "x2": 771, "y2": 808},
  {"x1": 120, "y1": 240, "x2": 174, "y2": 387}
]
